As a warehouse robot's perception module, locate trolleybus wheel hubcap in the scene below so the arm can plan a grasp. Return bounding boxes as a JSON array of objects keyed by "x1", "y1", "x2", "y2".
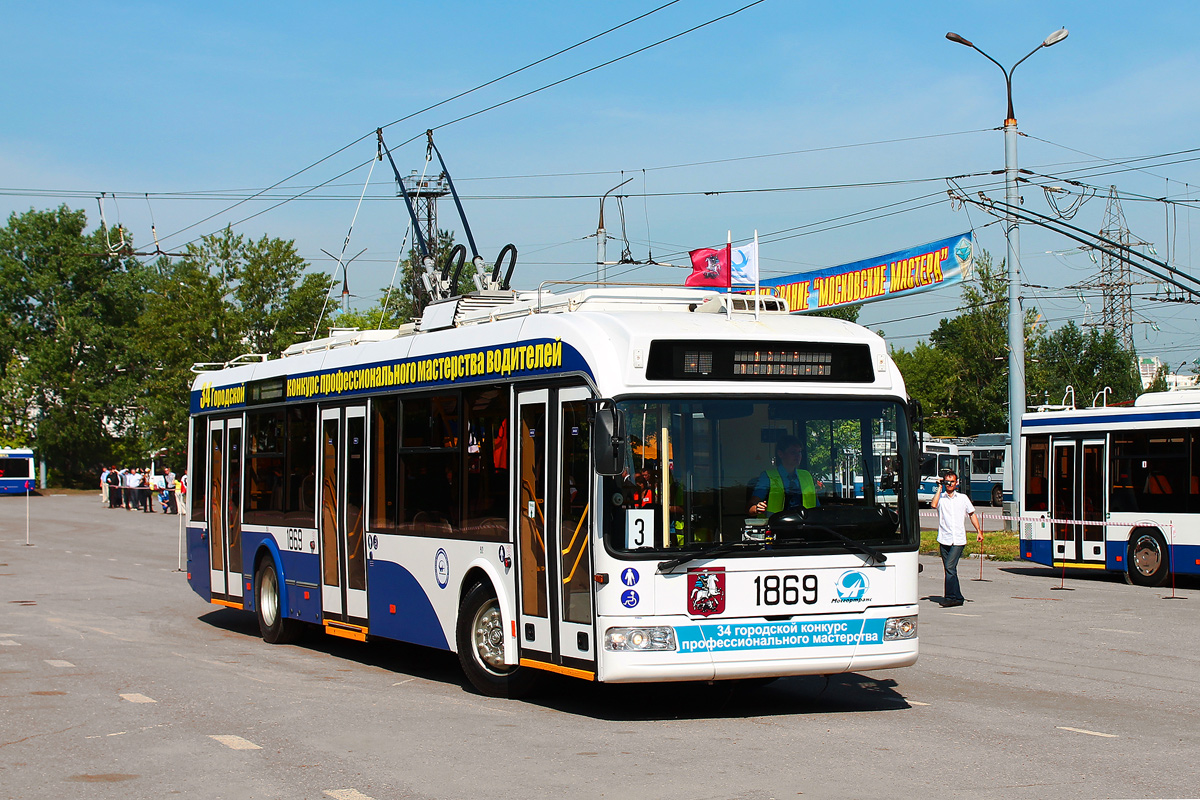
[
  {"x1": 472, "y1": 602, "x2": 508, "y2": 673},
  {"x1": 260, "y1": 567, "x2": 279, "y2": 627},
  {"x1": 1133, "y1": 535, "x2": 1162, "y2": 577}
]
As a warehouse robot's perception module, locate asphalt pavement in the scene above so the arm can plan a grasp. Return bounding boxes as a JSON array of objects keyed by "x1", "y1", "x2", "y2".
[{"x1": 2, "y1": 492, "x2": 1198, "y2": 799}]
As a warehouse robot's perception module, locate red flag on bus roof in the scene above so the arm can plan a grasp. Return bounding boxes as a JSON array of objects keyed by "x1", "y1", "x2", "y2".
[{"x1": 685, "y1": 243, "x2": 732, "y2": 288}]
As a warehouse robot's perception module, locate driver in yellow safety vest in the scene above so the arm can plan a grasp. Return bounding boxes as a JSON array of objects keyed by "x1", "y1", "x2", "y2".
[{"x1": 748, "y1": 435, "x2": 818, "y2": 517}]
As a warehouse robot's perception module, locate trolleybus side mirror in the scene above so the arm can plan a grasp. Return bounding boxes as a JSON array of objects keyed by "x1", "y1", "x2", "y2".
[{"x1": 591, "y1": 403, "x2": 626, "y2": 477}]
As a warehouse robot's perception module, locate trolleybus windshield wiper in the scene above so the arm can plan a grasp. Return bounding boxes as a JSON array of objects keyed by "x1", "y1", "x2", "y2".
[
  {"x1": 656, "y1": 540, "x2": 766, "y2": 573},
  {"x1": 783, "y1": 522, "x2": 888, "y2": 565}
]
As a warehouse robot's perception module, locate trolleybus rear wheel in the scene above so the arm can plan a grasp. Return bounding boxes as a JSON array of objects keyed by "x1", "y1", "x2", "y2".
[
  {"x1": 256, "y1": 559, "x2": 303, "y2": 644},
  {"x1": 456, "y1": 582, "x2": 537, "y2": 698},
  {"x1": 1126, "y1": 528, "x2": 1169, "y2": 587},
  {"x1": 991, "y1": 484, "x2": 1003, "y2": 507}
]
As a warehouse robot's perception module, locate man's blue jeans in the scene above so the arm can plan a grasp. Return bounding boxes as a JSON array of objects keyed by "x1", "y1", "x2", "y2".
[{"x1": 939, "y1": 543, "x2": 965, "y2": 602}]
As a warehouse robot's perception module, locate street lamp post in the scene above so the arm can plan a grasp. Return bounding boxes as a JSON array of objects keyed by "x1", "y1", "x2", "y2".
[{"x1": 946, "y1": 28, "x2": 1068, "y2": 515}]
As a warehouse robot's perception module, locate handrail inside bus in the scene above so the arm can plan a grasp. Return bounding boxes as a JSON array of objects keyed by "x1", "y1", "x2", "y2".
[
  {"x1": 561, "y1": 504, "x2": 589, "y2": 557},
  {"x1": 562, "y1": 507, "x2": 590, "y2": 585}
]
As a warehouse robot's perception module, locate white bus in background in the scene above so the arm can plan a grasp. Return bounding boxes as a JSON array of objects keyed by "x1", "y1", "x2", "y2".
[
  {"x1": 961, "y1": 433, "x2": 1012, "y2": 506},
  {"x1": 0, "y1": 447, "x2": 35, "y2": 494},
  {"x1": 917, "y1": 438, "x2": 970, "y2": 505},
  {"x1": 186, "y1": 286, "x2": 922, "y2": 696},
  {"x1": 1020, "y1": 388, "x2": 1200, "y2": 586}
]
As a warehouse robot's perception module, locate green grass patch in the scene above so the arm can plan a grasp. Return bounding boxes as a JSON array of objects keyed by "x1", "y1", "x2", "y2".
[{"x1": 920, "y1": 530, "x2": 1020, "y2": 561}]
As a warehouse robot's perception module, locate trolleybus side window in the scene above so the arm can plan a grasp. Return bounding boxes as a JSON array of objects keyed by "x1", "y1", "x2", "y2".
[
  {"x1": 190, "y1": 421, "x2": 207, "y2": 522},
  {"x1": 1025, "y1": 436, "x2": 1049, "y2": 511},
  {"x1": 286, "y1": 405, "x2": 317, "y2": 526},
  {"x1": 400, "y1": 394, "x2": 461, "y2": 536},
  {"x1": 369, "y1": 390, "x2": 510, "y2": 542},
  {"x1": 246, "y1": 409, "x2": 286, "y2": 526},
  {"x1": 1111, "y1": 430, "x2": 1189, "y2": 514},
  {"x1": 463, "y1": 386, "x2": 509, "y2": 541},
  {"x1": 370, "y1": 397, "x2": 399, "y2": 532}
]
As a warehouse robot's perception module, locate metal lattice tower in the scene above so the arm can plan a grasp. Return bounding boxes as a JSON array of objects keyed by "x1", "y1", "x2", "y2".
[
  {"x1": 401, "y1": 171, "x2": 449, "y2": 251},
  {"x1": 1097, "y1": 186, "x2": 1135, "y2": 351}
]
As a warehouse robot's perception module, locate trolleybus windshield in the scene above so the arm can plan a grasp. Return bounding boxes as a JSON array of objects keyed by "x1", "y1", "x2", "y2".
[{"x1": 602, "y1": 397, "x2": 915, "y2": 555}]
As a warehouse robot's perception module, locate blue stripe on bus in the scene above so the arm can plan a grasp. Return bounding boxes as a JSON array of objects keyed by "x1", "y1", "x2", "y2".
[
  {"x1": 1170, "y1": 544, "x2": 1200, "y2": 575},
  {"x1": 1023, "y1": 409, "x2": 1200, "y2": 428},
  {"x1": 278, "y1": 547, "x2": 322, "y2": 623},
  {"x1": 1020, "y1": 538, "x2": 1053, "y2": 567},
  {"x1": 366, "y1": 559, "x2": 450, "y2": 650},
  {"x1": 186, "y1": 526, "x2": 211, "y2": 599}
]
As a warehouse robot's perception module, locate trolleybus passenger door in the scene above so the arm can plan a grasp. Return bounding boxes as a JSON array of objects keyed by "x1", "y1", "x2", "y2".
[
  {"x1": 515, "y1": 390, "x2": 552, "y2": 660},
  {"x1": 1051, "y1": 439, "x2": 1078, "y2": 562},
  {"x1": 1080, "y1": 439, "x2": 1106, "y2": 563},
  {"x1": 208, "y1": 417, "x2": 244, "y2": 603},
  {"x1": 319, "y1": 406, "x2": 370, "y2": 627},
  {"x1": 554, "y1": 387, "x2": 596, "y2": 675}
]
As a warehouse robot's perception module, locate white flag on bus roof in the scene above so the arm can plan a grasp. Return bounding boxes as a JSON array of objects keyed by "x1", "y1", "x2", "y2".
[{"x1": 730, "y1": 240, "x2": 758, "y2": 285}]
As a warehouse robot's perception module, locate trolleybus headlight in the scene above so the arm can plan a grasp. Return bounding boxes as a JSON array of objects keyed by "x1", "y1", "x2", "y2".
[
  {"x1": 883, "y1": 616, "x2": 917, "y2": 640},
  {"x1": 604, "y1": 626, "x2": 677, "y2": 651}
]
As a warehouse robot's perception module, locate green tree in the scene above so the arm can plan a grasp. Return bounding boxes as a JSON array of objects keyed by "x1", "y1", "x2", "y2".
[
  {"x1": 137, "y1": 229, "x2": 328, "y2": 463},
  {"x1": 890, "y1": 249, "x2": 1039, "y2": 434},
  {"x1": 890, "y1": 342, "x2": 962, "y2": 436},
  {"x1": 0, "y1": 206, "x2": 149, "y2": 484},
  {"x1": 1028, "y1": 322, "x2": 1141, "y2": 406}
]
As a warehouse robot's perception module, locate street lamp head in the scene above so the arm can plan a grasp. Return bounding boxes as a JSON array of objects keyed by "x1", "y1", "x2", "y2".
[
  {"x1": 1042, "y1": 28, "x2": 1069, "y2": 47},
  {"x1": 945, "y1": 31, "x2": 973, "y2": 47}
]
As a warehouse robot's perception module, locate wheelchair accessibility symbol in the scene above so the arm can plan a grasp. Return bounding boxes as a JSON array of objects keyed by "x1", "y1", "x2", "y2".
[{"x1": 621, "y1": 589, "x2": 639, "y2": 608}]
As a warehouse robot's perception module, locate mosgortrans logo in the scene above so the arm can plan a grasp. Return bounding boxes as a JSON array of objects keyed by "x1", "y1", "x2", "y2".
[{"x1": 834, "y1": 570, "x2": 871, "y2": 602}]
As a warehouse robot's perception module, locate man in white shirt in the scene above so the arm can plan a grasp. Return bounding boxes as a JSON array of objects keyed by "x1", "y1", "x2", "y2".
[{"x1": 931, "y1": 471, "x2": 983, "y2": 607}]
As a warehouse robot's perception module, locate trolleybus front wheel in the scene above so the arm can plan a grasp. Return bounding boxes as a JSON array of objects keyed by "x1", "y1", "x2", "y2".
[
  {"x1": 991, "y1": 484, "x2": 1003, "y2": 507},
  {"x1": 256, "y1": 558, "x2": 303, "y2": 644},
  {"x1": 456, "y1": 582, "x2": 537, "y2": 698},
  {"x1": 1126, "y1": 528, "x2": 1169, "y2": 587}
]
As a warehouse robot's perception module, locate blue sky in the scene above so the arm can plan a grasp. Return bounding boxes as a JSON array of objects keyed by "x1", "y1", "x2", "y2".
[{"x1": 4, "y1": 1, "x2": 1200, "y2": 372}]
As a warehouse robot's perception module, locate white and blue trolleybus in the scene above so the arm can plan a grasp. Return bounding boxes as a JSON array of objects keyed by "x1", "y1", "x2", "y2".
[
  {"x1": 0, "y1": 447, "x2": 35, "y2": 495},
  {"x1": 186, "y1": 287, "x2": 921, "y2": 695},
  {"x1": 1020, "y1": 389, "x2": 1200, "y2": 586}
]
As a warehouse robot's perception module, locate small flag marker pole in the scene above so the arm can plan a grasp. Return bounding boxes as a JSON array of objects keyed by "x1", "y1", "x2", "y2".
[{"x1": 24, "y1": 480, "x2": 33, "y2": 547}]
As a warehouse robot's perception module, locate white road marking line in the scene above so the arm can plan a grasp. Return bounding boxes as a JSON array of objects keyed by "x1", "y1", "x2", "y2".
[
  {"x1": 392, "y1": 679, "x2": 415, "y2": 685},
  {"x1": 45, "y1": 659, "x2": 75, "y2": 668},
  {"x1": 108, "y1": 558, "x2": 117, "y2": 561},
  {"x1": 209, "y1": 735, "x2": 262, "y2": 750},
  {"x1": 120, "y1": 693, "x2": 156, "y2": 704},
  {"x1": 0, "y1": 640, "x2": 19, "y2": 646},
  {"x1": 1056, "y1": 726, "x2": 1118, "y2": 738},
  {"x1": 908, "y1": 701, "x2": 930, "y2": 706},
  {"x1": 1092, "y1": 628, "x2": 1141, "y2": 635},
  {"x1": 325, "y1": 790, "x2": 376, "y2": 800},
  {"x1": 945, "y1": 612, "x2": 980, "y2": 617}
]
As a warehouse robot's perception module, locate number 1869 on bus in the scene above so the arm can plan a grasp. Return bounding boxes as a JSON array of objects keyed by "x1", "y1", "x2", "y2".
[{"x1": 754, "y1": 574, "x2": 817, "y2": 606}]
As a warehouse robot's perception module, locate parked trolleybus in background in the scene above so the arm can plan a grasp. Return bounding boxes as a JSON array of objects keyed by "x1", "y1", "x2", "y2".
[
  {"x1": 961, "y1": 433, "x2": 1011, "y2": 507},
  {"x1": 917, "y1": 438, "x2": 970, "y2": 505},
  {"x1": 0, "y1": 447, "x2": 35, "y2": 494},
  {"x1": 186, "y1": 285, "x2": 921, "y2": 696},
  {"x1": 1020, "y1": 388, "x2": 1200, "y2": 586}
]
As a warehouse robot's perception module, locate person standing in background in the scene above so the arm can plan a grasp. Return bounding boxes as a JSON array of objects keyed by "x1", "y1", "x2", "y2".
[{"x1": 931, "y1": 470, "x2": 983, "y2": 607}]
